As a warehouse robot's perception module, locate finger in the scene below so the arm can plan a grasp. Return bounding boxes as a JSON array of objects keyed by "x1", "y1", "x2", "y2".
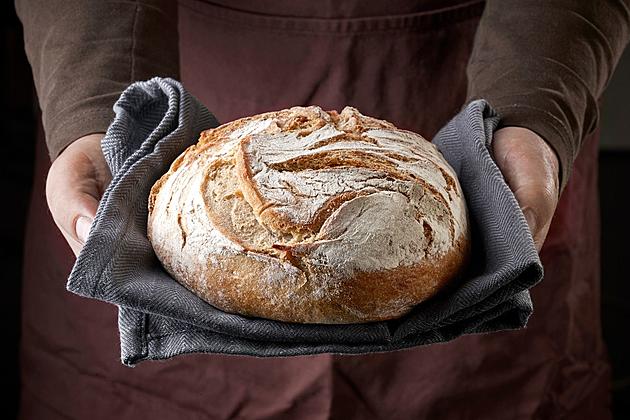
[
  {"x1": 513, "y1": 183, "x2": 558, "y2": 251},
  {"x1": 492, "y1": 128, "x2": 559, "y2": 251},
  {"x1": 46, "y1": 136, "x2": 107, "y2": 256},
  {"x1": 47, "y1": 159, "x2": 101, "y2": 255}
]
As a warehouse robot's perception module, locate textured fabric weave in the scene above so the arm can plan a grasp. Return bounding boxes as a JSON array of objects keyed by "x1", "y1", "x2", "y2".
[{"x1": 66, "y1": 78, "x2": 543, "y2": 366}]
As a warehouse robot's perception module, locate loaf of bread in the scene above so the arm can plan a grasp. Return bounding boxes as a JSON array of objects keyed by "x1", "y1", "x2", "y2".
[{"x1": 148, "y1": 106, "x2": 470, "y2": 324}]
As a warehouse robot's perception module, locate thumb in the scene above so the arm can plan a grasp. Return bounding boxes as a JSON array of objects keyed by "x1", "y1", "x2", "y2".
[
  {"x1": 46, "y1": 134, "x2": 109, "y2": 256},
  {"x1": 75, "y1": 215, "x2": 93, "y2": 244},
  {"x1": 492, "y1": 127, "x2": 560, "y2": 252},
  {"x1": 51, "y1": 183, "x2": 99, "y2": 247}
]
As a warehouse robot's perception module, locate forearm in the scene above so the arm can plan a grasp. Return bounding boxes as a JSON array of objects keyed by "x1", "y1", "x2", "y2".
[
  {"x1": 16, "y1": 0, "x2": 179, "y2": 160},
  {"x1": 467, "y1": 0, "x2": 630, "y2": 192}
]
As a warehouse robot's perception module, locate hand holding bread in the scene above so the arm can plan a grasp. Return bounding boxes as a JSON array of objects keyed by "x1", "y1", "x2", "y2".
[
  {"x1": 491, "y1": 127, "x2": 560, "y2": 252},
  {"x1": 46, "y1": 134, "x2": 110, "y2": 256},
  {"x1": 44, "y1": 105, "x2": 556, "y2": 325}
]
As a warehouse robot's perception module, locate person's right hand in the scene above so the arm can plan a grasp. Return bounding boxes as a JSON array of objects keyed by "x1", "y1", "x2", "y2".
[{"x1": 46, "y1": 134, "x2": 111, "y2": 256}]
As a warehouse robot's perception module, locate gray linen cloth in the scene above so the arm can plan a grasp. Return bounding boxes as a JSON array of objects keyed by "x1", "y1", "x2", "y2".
[{"x1": 67, "y1": 77, "x2": 543, "y2": 366}]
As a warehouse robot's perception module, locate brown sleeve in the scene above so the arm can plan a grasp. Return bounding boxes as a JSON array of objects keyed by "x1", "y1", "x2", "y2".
[
  {"x1": 15, "y1": 0, "x2": 179, "y2": 160},
  {"x1": 467, "y1": 0, "x2": 630, "y2": 192}
]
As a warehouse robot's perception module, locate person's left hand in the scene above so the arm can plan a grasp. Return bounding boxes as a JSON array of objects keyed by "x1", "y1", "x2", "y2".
[{"x1": 491, "y1": 127, "x2": 560, "y2": 252}]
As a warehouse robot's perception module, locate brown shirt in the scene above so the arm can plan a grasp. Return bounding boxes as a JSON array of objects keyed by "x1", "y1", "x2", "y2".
[{"x1": 15, "y1": 0, "x2": 630, "y2": 192}]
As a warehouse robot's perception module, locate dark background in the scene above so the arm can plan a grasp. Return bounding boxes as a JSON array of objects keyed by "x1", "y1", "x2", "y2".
[
  {"x1": 3, "y1": 2, "x2": 629, "y2": 419},
  {"x1": 3, "y1": 3, "x2": 35, "y2": 418}
]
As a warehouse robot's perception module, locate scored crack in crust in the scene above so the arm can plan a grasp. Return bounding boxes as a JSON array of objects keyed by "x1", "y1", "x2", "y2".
[{"x1": 147, "y1": 105, "x2": 470, "y2": 324}]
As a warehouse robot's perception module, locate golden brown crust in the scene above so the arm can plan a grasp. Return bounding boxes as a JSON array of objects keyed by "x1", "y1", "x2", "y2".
[
  {"x1": 148, "y1": 105, "x2": 470, "y2": 324},
  {"x1": 151, "y1": 235, "x2": 469, "y2": 324}
]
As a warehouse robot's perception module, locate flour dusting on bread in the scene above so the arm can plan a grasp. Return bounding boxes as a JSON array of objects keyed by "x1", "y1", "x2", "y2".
[{"x1": 148, "y1": 106, "x2": 470, "y2": 323}]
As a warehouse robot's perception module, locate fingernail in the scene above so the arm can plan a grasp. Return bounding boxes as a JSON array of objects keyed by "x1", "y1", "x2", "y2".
[
  {"x1": 523, "y1": 208, "x2": 537, "y2": 236},
  {"x1": 76, "y1": 216, "x2": 93, "y2": 244}
]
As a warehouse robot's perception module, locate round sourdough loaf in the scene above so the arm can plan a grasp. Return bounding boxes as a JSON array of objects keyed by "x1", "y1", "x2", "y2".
[{"x1": 147, "y1": 106, "x2": 470, "y2": 324}]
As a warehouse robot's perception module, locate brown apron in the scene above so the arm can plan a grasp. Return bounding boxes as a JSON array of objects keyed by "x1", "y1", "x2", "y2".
[{"x1": 20, "y1": 1, "x2": 611, "y2": 418}]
